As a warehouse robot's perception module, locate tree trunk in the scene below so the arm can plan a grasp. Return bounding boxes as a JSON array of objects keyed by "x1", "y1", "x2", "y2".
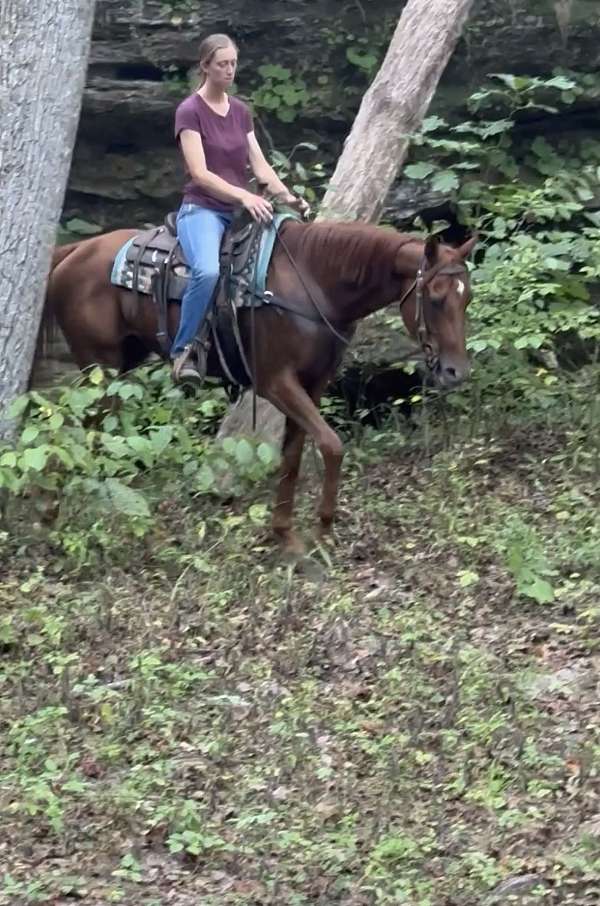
[
  {"x1": 319, "y1": 0, "x2": 475, "y2": 223},
  {"x1": 220, "y1": 0, "x2": 474, "y2": 444},
  {"x1": 0, "y1": 0, "x2": 96, "y2": 442}
]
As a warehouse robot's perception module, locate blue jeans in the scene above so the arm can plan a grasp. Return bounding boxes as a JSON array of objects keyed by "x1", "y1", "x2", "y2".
[{"x1": 171, "y1": 203, "x2": 233, "y2": 357}]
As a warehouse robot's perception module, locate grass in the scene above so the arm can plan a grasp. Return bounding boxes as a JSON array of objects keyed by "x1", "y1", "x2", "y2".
[{"x1": 0, "y1": 374, "x2": 599, "y2": 905}]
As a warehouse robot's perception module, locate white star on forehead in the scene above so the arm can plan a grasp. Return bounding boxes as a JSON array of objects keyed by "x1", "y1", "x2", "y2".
[{"x1": 456, "y1": 279, "x2": 465, "y2": 297}]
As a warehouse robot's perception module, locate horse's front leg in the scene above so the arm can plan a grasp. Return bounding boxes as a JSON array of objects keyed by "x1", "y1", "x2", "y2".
[
  {"x1": 266, "y1": 373, "x2": 343, "y2": 542},
  {"x1": 316, "y1": 426, "x2": 343, "y2": 538},
  {"x1": 272, "y1": 417, "x2": 306, "y2": 555}
]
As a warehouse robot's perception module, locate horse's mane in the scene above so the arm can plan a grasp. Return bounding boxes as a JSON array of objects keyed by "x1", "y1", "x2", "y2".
[{"x1": 290, "y1": 221, "x2": 421, "y2": 285}]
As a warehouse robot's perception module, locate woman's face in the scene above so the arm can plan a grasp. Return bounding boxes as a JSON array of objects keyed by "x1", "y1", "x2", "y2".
[{"x1": 203, "y1": 45, "x2": 238, "y2": 89}]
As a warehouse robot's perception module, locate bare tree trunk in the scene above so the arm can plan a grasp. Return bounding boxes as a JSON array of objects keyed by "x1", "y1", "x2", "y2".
[
  {"x1": 220, "y1": 0, "x2": 474, "y2": 444},
  {"x1": 0, "y1": 0, "x2": 96, "y2": 442},
  {"x1": 319, "y1": 0, "x2": 475, "y2": 222}
]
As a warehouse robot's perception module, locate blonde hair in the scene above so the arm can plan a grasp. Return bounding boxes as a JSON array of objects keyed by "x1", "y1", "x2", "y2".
[{"x1": 197, "y1": 34, "x2": 238, "y2": 87}]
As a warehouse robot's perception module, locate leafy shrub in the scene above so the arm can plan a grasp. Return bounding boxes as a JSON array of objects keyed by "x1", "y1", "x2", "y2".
[
  {"x1": 404, "y1": 71, "x2": 600, "y2": 369},
  {"x1": 0, "y1": 366, "x2": 280, "y2": 567}
]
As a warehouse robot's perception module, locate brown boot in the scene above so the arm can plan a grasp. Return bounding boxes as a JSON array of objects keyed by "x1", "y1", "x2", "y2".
[{"x1": 171, "y1": 345, "x2": 203, "y2": 388}]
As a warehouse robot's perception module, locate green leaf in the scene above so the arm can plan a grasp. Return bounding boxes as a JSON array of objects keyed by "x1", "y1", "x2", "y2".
[
  {"x1": 221, "y1": 437, "x2": 237, "y2": 456},
  {"x1": 102, "y1": 415, "x2": 119, "y2": 433},
  {"x1": 248, "y1": 503, "x2": 268, "y2": 524},
  {"x1": 421, "y1": 115, "x2": 447, "y2": 133},
  {"x1": 346, "y1": 46, "x2": 377, "y2": 71},
  {"x1": 48, "y1": 413, "x2": 64, "y2": 431},
  {"x1": 29, "y1": 391, "x2": 51, "y2": 408},
  {"x1": 277, "y1": 107, "x2": 296, "y2": 123},
  {"x1": 21, "y1": 425, "x2": 41, "y2": 446},
  {"x1": 515, "y1": 334, "x2": 545, "y2": 350},
  {"x1": 404, "y1": 162, "x2": 436, "y2": 180},
  {"x1": 126, "y1": 436, "x2": 152, "y2": 455},
  {"x1": 235, "y1": 439, "x2": 255, "y2": 466},
  {"x1": 521, "y1": 576, "x2": 555, "y2": 604},
  {"x1": 258, "y1": 64, "x2": 291, "y2": 80},
  {"x1": 22, "y1": 446, "x2": 48, "y2": 471},
  {"x1": 167, "y1": 837, "x2": 184, "y2": 854},
  {"x1": 64, "y1": 218, "x2": 102, "y2": 235},
  {"x1": 530, "y1": 137, "x2": 555, "y2": 159},
  {"x1": 0, "y1": 617, "x2": 16, "y2": 645},
  {"x1": 50, "y1": 446, "x2": 75, "y2": 470},
  {"x1": 199, "y1": 399, "x2": 218, "y2": 417},
  {"x1": 0, "y1": 451, "x2": 17, "y2": 468},
  {"x1": 468, "y1": 339, "x2": 489, "y2": 353},
  {"x1": 431, "y1": 170, "x2": 459, "y2": 193},
  {"x1": 271, "y1": 150, "x2": 290, "y2": 167},
  {"x1": 490, "y1": 73, "x2": 530, "y2": 91},
  {"x1": 458, "y1": 570, "x2": 479, "y2": 588},
  {"x1": 544, "y1": 75, "x2": 577, "y2": 91},
  {"x1": 119, "y1": 383, "x2": 144, "y2": 401},
  {"x1": 149, "y1": 426, "x2": 173, "y2": 456},
  {"x1": 89, "y1": 366, "x2": 105, "y2": 385},
  {"x1": 197, "y1": 464, "x2": 215, "y2": 491},
  {"x1": 257, "y1": 442, "x2": 277, "y2": 466},
  {"x1": 479, "y1": 119, "x2": 514, "y2": 138},
  {"x1": 7, "y1": 395, "x2": 29, "y2": 418},
  {"x1": 101, "y1": 434, "x2": 130, "y2": 458},
  {"x1": 105, "y1": 479, "x2": 150, "y2": 518},
  {"x1": 491, "y1": 217, "x2": 508, "y2": 238}
]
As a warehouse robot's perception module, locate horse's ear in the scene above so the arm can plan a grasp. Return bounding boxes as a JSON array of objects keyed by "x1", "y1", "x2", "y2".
[
  {"x1": 423, "y1": 235, "x2": 440, "y2": 266},
  {"x1": 456, "y1": 234, "x2": 478, "y2": 260}
]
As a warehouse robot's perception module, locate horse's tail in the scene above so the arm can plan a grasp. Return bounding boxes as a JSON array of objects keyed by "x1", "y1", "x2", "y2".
[{"x1": 37, "y1": 242, "x2": 82, "y2": 362}]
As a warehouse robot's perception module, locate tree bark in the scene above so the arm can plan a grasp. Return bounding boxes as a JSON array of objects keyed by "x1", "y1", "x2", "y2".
[
  {"x1": 220, "y1": 0, "x2": 474, "y2": 443},
  {"x1": 319, "y1": 0, "x2": 475, "y2": 223},
  {"x1": 0, "y1": 0, "x2": 96, "y2": 442}
]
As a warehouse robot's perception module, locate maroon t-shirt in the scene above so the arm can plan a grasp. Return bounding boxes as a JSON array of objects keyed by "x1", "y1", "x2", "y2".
[{"x1": 174, "y1": 93, "x2": 253, "y2": 212}]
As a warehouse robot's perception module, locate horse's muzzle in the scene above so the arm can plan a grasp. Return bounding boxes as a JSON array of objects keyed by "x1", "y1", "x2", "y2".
[{"x1": 434, "y1": 357, "x2": 471, "y2": 389}]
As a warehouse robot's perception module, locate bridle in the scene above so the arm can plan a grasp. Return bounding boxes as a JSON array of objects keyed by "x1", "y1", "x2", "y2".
[{"x1": 398, "y1": 255, "x2": 468, "y2": 372}]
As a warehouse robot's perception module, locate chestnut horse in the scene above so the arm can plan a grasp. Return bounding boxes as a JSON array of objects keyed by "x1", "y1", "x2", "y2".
[{"x1": 45, "y1": 220, "x2": 476, "y2": 552}]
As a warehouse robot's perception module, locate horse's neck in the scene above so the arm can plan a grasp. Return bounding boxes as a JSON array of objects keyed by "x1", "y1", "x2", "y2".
[{"x1": 292, "y1": 223, "x2": 420, "y2": 322}]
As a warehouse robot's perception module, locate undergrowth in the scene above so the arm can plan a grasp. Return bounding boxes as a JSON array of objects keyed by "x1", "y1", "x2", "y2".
[{"x1": 0, "y1": 362, "x2": 598, "y2": 905}]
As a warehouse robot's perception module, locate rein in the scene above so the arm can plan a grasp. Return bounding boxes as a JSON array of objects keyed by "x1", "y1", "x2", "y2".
[{"x1": 273, "y1": 220, "x2": 353, "y2": 347}]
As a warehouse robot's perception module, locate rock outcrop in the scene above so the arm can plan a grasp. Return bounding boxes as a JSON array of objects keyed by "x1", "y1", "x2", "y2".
[{"x1": 64, "y1": 0, "x2": 600, "y2": 230}]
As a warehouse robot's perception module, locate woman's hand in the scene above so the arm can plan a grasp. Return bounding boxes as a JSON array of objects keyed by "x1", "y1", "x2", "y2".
[
  {"x1": 240, "y1": 191, "x2": 273, "y2": 223},
  {"x1": 280, "y1": 191, "x2": 311, "y2": 218}
]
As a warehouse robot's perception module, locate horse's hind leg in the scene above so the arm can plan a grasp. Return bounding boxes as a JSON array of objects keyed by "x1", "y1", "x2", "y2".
[
  {"x1": 122, "y1": 335, "x2": 151, "y2": 373},
  {"x1": 66, "y1": 340, "x2": 123, "y2": 372},
  {"x1": 57, "y1": 308, "x2": 124, "y2": 373}
]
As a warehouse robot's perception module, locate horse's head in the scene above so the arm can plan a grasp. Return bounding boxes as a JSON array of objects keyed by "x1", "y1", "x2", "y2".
[{"x1": 396, "y1": 235, "x2": 477, "y2": 389}]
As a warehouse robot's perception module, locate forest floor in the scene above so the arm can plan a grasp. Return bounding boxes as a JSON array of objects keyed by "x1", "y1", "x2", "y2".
[{"x1": 1, "y1": 387, "x2": 599, "y2": 905}]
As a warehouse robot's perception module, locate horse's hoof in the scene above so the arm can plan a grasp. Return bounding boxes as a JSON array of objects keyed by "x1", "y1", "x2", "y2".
[
  {"x1": 274, "y1": 529, "x2": 306, "y2": 558},
  {"x1": 316, "y1": 520, "x2": 336, "y2": 543}
]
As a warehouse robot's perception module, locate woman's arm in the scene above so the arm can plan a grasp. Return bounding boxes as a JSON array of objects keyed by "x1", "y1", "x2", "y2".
[
  {"x1": 247, "y1": 132, "x2": 293, "y2": 199},
  {"x1": 248, "y1": 133, "x2": 311, "y2": 216},
  {"x1": 180, "y1": 130, "x2": 273, "y2": 221}
]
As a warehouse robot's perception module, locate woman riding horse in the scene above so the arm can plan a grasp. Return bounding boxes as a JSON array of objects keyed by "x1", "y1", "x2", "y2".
[
  {"x1": 171, "y1": 33, "x2": 308, "y2": 386},
  {"x1": 45, "y1": 32, "x2": 477, "y2": 551}
]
